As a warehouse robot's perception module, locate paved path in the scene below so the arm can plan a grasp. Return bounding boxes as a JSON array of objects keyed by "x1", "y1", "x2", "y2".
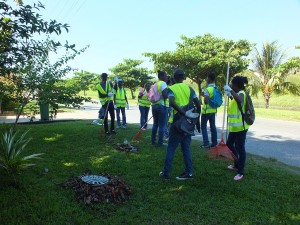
[{"x1": 1, "y1": 101, "x2": 300, "y2": 167}]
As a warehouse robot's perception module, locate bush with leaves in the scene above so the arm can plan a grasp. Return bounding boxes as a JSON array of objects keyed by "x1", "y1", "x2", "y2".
[{"x1": 0, "y1": 128, "x2": 43, "y2": 175}]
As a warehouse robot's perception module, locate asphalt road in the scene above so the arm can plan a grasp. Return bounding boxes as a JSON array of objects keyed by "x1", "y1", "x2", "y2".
[{"x1": 1, "y1": 101, "x2": 300, "y2": 167}]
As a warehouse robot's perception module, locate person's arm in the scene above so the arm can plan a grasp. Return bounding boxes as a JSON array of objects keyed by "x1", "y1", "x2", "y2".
[
  {"x1": 169, "y1": 96, "x2": 185, "y2": 116},
  {"x1": 203, "y1": 88, "x2": 209, "y2": 104},
  {"x1": 193, "y1": 97, "x2": 201, "y2": 114},
  {"x1": 114, "y1": 93, "x2": 116, "y2": 105},
  {"x1": 162, "y1": 88, "x2": 168, "y2": 100},
  {"x1": 125, "y1": 95, "x2": 128, "y2": 104}
]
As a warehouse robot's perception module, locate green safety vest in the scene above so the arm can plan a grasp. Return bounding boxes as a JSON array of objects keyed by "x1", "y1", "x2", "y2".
[
  {"x1": 95, "y1": 81, "x2": 114, "y2": 105},
  {"x1": 115, "y1": 87, "x2": 126, "y2": 107},
  {"x1": 138, "y1": 90, "x2": 151, "y2": 107},
  {"x1": 228, "y1": 90, "x2": 250, "y2": 132},
  {"x1": 202, "y1": 86, "x2": 217, "y2": 114},
  {"x1": 169, "y1": 83, "x2": 191, "y2": 116}
]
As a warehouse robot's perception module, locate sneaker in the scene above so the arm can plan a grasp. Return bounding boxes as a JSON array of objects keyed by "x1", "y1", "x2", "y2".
[
  {"x1": 122, "y1": 125, "x2": 126, "y2": 129},
  {"x1": 111, "y1": 130, "x2": 116, "y2": 135},
  {"x1": 141, "y1": 128, "x2": 146, "y2": 131},
  {"x1": 105, "y1": 131, "x2": 111, "y2": 136},
  {"x1": 159, "y1": 171, "x2": 170, "y2": 179},
  {"x1": 157, "y1": 143, "x2": 167, "y2": 148},
  {"x1": 117, "y1": 125, "x2": 121, "y2": 129},
  {"x1": 176, "y1": 172, "x2": 193, "y2": 180},
  {"x1": 201, "y1": 144, "x2": 211, "y2": 148},
  {"x1": 234, "y1": 174, "x2": 244, "y2": 181},
  {"x1": 227, "y1": 165, "x2": 238, "y2": 171}
]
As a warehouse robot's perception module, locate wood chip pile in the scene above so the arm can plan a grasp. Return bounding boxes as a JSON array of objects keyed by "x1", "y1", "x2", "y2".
[{"x1": 59, "y1": 174, "x2": 132, "y2": 204}]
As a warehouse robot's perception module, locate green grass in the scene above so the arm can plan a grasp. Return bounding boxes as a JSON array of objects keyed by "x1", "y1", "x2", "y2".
[{"x1": 1, "y1": 121, "x2": 300, "y2": 225}]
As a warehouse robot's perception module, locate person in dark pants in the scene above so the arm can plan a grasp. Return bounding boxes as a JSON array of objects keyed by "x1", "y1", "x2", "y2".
[
  {"x1": 224, "y1": 76, "x2": 251, "y2": 181},
  {"x1": 151, "y1": 70, "x2": 168, "y2": 147},
  {"x1": 201, "y1": 72, "x2": 218, "y2": 148},
  {"x1": 114, "y1": 79, "x2": 128, "y2": 129},
  {"x1": 138, "y1": 82, "x2": 151, "y2": 130},
  {"x1": 96, "y1": 73, "x2": 116, "y2": 135},
  {"x1": 159, "y1": 69, "x2": 201, "y2": 180}
]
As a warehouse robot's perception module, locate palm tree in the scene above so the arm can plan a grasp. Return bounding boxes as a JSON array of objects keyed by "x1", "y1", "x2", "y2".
[{"x1": 252, "y1": 41, "x2": 286, "y2": 108}]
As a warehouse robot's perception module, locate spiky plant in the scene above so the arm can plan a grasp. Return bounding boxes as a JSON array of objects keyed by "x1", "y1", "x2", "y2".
[{"x1": 0, "y1": 128, "x2": 44, "y2": 175}]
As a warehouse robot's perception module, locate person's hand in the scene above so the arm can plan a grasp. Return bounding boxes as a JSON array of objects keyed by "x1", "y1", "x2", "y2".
[
  {"x1": 114, "y1": 105, "x2": 117, "y2": 110},
  {"x1": 226, "y1": 91, "x2": 232, "y2": 97},
  {"x1": 185, "y1": 108, "x2": 199, "y2": 119},
  {"x1": 143, "y1": 90, "x2": 147, "y2": 95},
  {"x1": 108, "y1": 93, "x2": 114, "y2": 97},
  {"x1": 224, "y1": 85, "x2": 232, "y2": 92},
  {"x1": 126, "y1": 104, "x2": 129, "y2": 110}
]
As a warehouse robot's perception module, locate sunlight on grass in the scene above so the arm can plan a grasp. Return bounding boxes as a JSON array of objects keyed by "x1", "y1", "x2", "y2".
[
  {"x1": 91, "y1": 155, "x2": 111, "y2": 166},
  {"x1": 288, "y1": 213, "x2": 300, "y2": 220},
  {"x1": 170, "y1": 185, "x2": 185, "y2": 192},
  {"x1": 43, "y1": 134, "x2": 63, "y2": 142},
  {"x1": 63, "y1": 162, "x2": 76, "y2": 167}
]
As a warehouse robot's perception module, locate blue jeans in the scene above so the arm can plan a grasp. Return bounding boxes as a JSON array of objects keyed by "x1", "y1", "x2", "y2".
[
  {"x1": 163, "y1": 124, "x2": 193, "y2": 176},
  {"x1": 116, "y1": 107, "x2": 126, "y2": 126},
  {"x1": 226, "y1": 130, "x2": 248, "y2": 175},
  {"x1": 151, "y1": 104, "x2": 167, "y2": 146},
  {"x1": 139, "y1": 106, "x2": 150, "y2": 128},
  {"x1": 201, "y1": 113, "x2": 218, "y2": 146}
]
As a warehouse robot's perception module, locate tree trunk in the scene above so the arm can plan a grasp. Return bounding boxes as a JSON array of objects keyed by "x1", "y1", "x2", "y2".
[
  {"x1": 130, "y1": 89, "x2": 135, "y2": 99},
  {"x1": 0, "y1": 99, "x2": 2, "y2": 114},
  {"x1": 264, "y1": 92, "x2": 270, "y2": 108},
  {"x1": 83, "y1": 90, "x2": 86, "y2": 96},
  {"x1": 14, "y1": 101, "x2": 26, "y2": 130}
]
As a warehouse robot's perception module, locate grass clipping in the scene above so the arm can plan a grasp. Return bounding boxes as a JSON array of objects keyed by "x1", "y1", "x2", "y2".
[{"x1": 59, "y1": 173, "x2": 132, "y2": 205}]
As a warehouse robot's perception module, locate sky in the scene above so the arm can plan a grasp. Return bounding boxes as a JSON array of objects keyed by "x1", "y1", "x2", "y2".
[{"x1": 16, "y1": 0, "x2": 300, "y2": 76}]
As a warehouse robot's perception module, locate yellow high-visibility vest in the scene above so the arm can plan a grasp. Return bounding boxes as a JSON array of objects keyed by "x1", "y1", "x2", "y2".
[
  {"x1": 138, "y1": 91, "x2": 151, "y2": 107},
  {"x1": 228, "y1": 90, "x2": 250, "y2": 132},
  {"x1": 169, "y1": 83, "x2": 191, "y2": 115},
  {"x1": 115, "y1": 88, "x2": 126, "y2": 107},
  {"x1": 202, "y1": 86, "x2": 217, "y2": 114},
  {"x1": 95, "y1": 81, "x2": 114, "y2": 105}
]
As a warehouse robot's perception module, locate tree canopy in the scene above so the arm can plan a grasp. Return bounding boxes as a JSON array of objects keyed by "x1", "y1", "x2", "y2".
[{"x1": 143, "y1": 34, "x2": 252, "y2": 96}]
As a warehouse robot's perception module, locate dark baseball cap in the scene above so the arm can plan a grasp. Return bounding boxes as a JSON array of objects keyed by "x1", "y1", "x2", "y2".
[{"x1": 173, "y1": 69, "x2": 185, "y2": 78}]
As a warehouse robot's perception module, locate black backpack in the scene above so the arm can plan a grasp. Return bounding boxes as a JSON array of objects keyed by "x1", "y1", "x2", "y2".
[{"x1": 238, "y1": 91, "x2": 255, "y2": 128}]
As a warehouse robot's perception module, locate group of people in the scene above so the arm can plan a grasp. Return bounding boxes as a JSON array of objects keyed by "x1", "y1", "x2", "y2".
[{"x1": 96, "y1": 69, "x2": 251, "y2": 181}]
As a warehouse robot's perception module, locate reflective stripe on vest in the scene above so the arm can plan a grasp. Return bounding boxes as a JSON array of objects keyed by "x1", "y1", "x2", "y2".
[
  {"x1": 139, "y1": 93, "x2": 151, "y2": 107},
  {"x1": 169, "y1": 83, "x2": 191, "y2": 115},
  {"x1": 115, "y1": 88, "x2": 126, "y2": 107},
  {"x1": 96, "y1": 81, "x2": 114, "y2": 105},
  {"x1": 228, "y1": 90, "x2": 250, "y2": 132},
  {"x1": 202, "y1": 86, "x2": 217, "y2": 114}
]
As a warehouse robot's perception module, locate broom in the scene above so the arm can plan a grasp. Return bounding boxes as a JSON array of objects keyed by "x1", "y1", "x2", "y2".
[
  {"x1": 132, "y1": 116, "x2": 153, "y2": 142},
  {"x1": 206, "y1": 62, "x2": 237, "y2": 161}
]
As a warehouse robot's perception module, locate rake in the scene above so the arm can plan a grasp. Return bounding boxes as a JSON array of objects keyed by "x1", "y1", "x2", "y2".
[{"x1": 131, "y1": 116, "x2": 153, "y2": 142}]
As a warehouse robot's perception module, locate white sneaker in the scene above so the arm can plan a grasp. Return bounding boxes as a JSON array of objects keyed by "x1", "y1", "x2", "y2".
[{"x1": 234, "y1": 174, "x2": 244, "y2": 181}]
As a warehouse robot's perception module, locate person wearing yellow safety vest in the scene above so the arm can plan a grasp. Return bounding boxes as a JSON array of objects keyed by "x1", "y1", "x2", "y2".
[
  {"x1": 114, "y1": 79, "x2": 129, "y2": 129},
  {"x1": 151, "y1": 70, "x2": 168, "y2": 147},
  {"x1": 224, "y1": 76, "x2": 251, "y2": 181},
  {"x1": 159, "y1": 69, "x2": 201, "y2": 180},
  {"x1": 138, "y1": 82, "x2": 151, "y2": 130},
  {"x1": 95, "y1": 73, "x2": 116, "y2": 136},
  {"x1": 201, "y1": 72, "x2": 218, "y2": 148},
  {"x1": 164, "y1": 76, "x2": 175, "y2": 140}
]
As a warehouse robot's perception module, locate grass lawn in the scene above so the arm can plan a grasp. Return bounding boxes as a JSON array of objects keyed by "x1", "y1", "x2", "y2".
[{"x1": 1, "y1": 121, "x2": 300, "y2": 225}]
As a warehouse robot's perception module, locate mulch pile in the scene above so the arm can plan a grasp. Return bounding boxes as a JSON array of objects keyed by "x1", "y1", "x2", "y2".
[
  {"x1": 59, "y1": 173, "x2": 132, "y2": 204},
  {"x1": 114, "y1": 143, "x2": 139, "y2": 152}
]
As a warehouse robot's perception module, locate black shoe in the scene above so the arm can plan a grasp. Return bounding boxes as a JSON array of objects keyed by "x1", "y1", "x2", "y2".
[
  {"x1": 111, "y1": 130, "x2": 116, "y2": 135},
  {"x1": 176, "y1": 172, "x2": 193, "y2": 180},
  {"x1": 105, "y1": 131, "x2": 111, "y2": 136},
  {"x1": 159, "y1": 171, "x2": 170, "y2": 179}
]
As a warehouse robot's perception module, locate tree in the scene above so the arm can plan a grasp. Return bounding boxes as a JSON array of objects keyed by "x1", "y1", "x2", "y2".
[
  {"x1": 13, "y1": 40, "x2": 88, "y2": 125},
  {"x1": 252, "y1": 41, "x2": 287, "y2": 108},
  {"x1": 0, "y1": 1, "x2": 74, "y2": 76},
  {"x1": 109, "y1": 59, "x2": 151, "y2": 99},
  {"x1": 143, "y1": 34, "x2": 252, "y2": 97},
  {"x1": 0, "y1": 75, "x2": 16, "y2": 113},
  {"x1": 68, "y1": 71, "x2": 98, "y2": 96}
]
